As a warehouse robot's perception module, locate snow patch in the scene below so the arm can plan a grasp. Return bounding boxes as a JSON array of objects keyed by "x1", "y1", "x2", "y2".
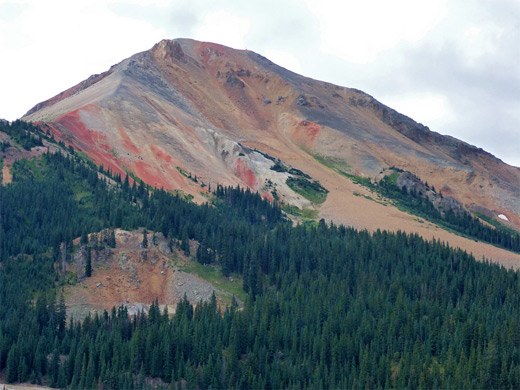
[{"x1": 498, "y1": 214, "x2": 509, "y2": 222}]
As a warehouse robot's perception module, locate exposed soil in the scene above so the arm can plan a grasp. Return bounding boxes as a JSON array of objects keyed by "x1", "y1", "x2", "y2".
[
  {"x1": 1, "y1": 164, "x2": 12, "y2": 185},
  {"x1": 317, "y1": 169, "x2": 520, "y2": 269},
  {"x1": 64, "y1": 229, "x2": 240, "y2": 320},
  {"x1": 0, "y1": 135, "x2": 61, "y2": 185},
  {"x1": 0, "y1": 383, "x2": 51, "y2": 390},
  {"x1": 250, "y1": 125, "x2": 520, "y2": 270}
]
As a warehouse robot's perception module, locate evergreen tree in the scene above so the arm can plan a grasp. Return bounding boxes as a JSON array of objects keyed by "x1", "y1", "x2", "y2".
[
  {"x1": 142, "y1": 229, "x2": 148, "y2": 249},
  {"x1": 85, "y1": 247, "x2": 92, "y2": 277},
  {"x1": 6, "y1": 346, "x2": 18, "y2": 383},
  {"x1": 1, "y1": 126, "x2": 520, "y2": 390},
  {"x1": 109, "y1": 229, "x2": 117, "y2": 248}
]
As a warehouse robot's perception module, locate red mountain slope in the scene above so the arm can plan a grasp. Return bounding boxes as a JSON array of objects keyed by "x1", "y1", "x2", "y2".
[{"x1": 23, "y1": 39, "x2": 520, "y2": 266}]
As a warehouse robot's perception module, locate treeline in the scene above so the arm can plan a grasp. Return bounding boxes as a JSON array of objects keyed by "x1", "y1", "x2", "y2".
[
  {"x1": 1, "y1": 125, "x2": 520, "y2": 388},
  {"x1": 0, "y1": 120, "x2": 44, "y2": 151},
  {"x1": 377, "y1": 174, "x2": 520, "y2": 252}
]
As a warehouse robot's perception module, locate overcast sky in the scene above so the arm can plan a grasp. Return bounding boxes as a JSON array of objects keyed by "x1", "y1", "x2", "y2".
[{"x1": 1, "y1": 0, "x2": 519, "y2": 167}]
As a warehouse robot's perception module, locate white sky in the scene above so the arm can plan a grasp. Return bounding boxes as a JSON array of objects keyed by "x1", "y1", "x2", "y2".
[{"x1": 1, "y1": 0, "x2": 519, "y2": 167}]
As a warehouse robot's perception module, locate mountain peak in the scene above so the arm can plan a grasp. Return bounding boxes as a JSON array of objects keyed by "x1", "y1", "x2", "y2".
[
  {"x1": 22, "y1": 38, "x2": 520, "y2": 237},
  {"x1": 152, "y1": 39, "x2": 188, "y2": 63}
]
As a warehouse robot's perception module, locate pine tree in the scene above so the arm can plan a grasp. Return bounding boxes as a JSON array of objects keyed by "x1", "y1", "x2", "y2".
[
  {"x1": 57, "y1": 363, "x2": 67, "y2": 389},
  {"x1": 6, "y1": 345, "x2": 18, "y2": 383},
  {"x1": 80, "y1": 231, "x2": 88, "y2": 245},
  {"x1": 109, "y1": 230, "x2": 116, "y2": 248},
  {"x1": 17, "y1": 356, "x2": 28, "y2": 383},
  {"x1": 57, "y1": 295, "x2": 67, "y2": 333},
  {"x1": 182, "y1": 229, "x2": 190, "y2": 256},
  {"x1": 142, "y1": 229, "x2": 148, "y2": 249},
  {"x1": 50, "y1": 349, "x2": 60, "y2": 386},
  {"x1": 85, "y1": 247, "x2": 92, "y2": 277}
]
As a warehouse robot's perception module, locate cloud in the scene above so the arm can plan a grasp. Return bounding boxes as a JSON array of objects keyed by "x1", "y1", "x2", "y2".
[
  {"x1": 0, "y1": 0, "x2": 166, "y2": 119},
  {"x1": 298, "y1": 0, "x2": 520, "y2": 166},
  {"x1": 0, "y1": 1, "x2": 26, "y2": 23},
  {"x1": 168, "y1": 5, "x2": 199, "y2": 36},
  {"x1": 305, "y1": 0, "x2": 448, "y2": 63},
  {"x1": 194, "y1": 10, "x2": 250, "y2": 49},
  {"x1": 379, "y1": 1, "x2": 520, "y2": 165}
]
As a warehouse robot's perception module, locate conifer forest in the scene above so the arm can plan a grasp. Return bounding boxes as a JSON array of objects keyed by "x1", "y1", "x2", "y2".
[{"x1": 1, "y1": 121, "x2": 519, "y2": 389}]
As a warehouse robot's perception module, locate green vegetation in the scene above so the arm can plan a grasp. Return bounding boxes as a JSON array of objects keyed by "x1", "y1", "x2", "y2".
[
  {"x1": 11, "y1": 156, "x2": 45, "y2": 181},
  {"x1": 312, "y1": 152, "x2": 373, "y2": 186},
  {"x1": 253, "y1": 148, "x2": 276, "y2": 161},
  {"x1": 1, "y1": 139, "x2": 10, "y2": 152},
  {"x1": 281, "y1": 203, "x2": 320, "y2": 220},
  {"x1": 121, "y1": 164, "x2": 145, "y2": 187},
  {"x1": 377, "y1": 173, "x2": 520, "y2": 252},
  {"x1": 178, "y1": 260, "x2": 247, "y2": 304},
  {"x1": 311, "y1": 151, "x2": 520, "y2": 252},
  {"x1": 310, "y1": 152, "x2": 344, "y2": 169},
  {"x1": 1, "y1": 121, "x2": 520, "y2": 389},
  {"x1": 176, "y1": 165, "x2": 200, "y2": 183},
  {"x1": 310, "y1": 152, "x2": 350, "y2": 172},
  {"x1": 176, "y1": 165, "x2": 190, "y2": 178},
  {"x1": 269, "y1": 160, "x2": 313, "y2": 182},
  {"x1": 286, "y1": 176, "x2": 328, "y2": 204},
  {"x1": 0, "y1": 120, "x2": 43, "y2": 150},
  {"x1": 269, "y1": 159, "x2": 324, "y2": 204},
  {"x1": 475, "y1": 212, "x2": 520, "y2": 236},
  {"x1": 288, "y1": 167, "x2": 310, "y2": 178},
  {"x1": 73, "y1": 149, "x2": 93, "y2": 164},
  {"x1": 385, "y1": 170, "x2": 400, "y2": 185},
  {"x1": 339, "y1": 171, "x2": 373, "y2": 187},
  {"x1": 269, "y1": 160, "x2": 288, "y2": 172},
  {"x1": 267, "y1": 157, "x2": 327, "y2": 204}
]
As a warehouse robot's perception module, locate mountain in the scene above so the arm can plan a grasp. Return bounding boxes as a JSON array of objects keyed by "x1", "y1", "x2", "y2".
[
  {"x1": 22, "y1": 38, "x2": 520, "y2": 263},
  {"x1": 3, "y1": 128, "x2": 520, "y2": 389},
  {"x1": 2, "y1": 43, "x2": 520, "y2": 388}
]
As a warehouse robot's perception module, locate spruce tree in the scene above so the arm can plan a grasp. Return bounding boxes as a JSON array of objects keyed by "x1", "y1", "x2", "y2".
[
  {"x1": 142, "y1": 229, "x2": 148, "y2": 249},
  {"x1": 85, "y1": 247, "x2": 92, "y2": 277},
  {"x1": 109, "y1": 230, "x2": 116, "y2": 248},
  {"x1": 6, "y1": 346, "x2": 18, "y2": 383}
]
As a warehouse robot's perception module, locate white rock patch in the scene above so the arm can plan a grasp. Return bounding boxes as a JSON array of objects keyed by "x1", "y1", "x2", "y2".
[{"x1": 498, "y1": 214, "x2": 509, "y2": 222}]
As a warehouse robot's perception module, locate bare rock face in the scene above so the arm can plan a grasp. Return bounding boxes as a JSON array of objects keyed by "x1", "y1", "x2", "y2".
[
  {"x1": 154, "y1": 39, "x2": 187, "y2": 63},
  {"x1": 396, "y1": 172, "x2": 431, "y2": 197},
  {"x1": 95, "y1": 248, "x2": 111, "y2": 264},
  {"x1": 64, "y1": 229, "x2": 239, "y2": 321},
  {"x1": 435, "y1": 196, "x2": 465, "y2": 215},
  {"x1": 396, "y1": 171, "x2": 465, "y2": 215},
  {"x1": 22, "y1": 38, "x2": 520, "y2": 232},
  {"x1": 73, "y1": 245, "x2": 87, "y2": 279}
]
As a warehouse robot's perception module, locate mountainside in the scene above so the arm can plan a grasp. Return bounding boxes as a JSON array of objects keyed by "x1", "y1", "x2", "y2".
[
  {"x1": 23, "y1": 38, "x2": 520, "y2": 262},
  {"x1": 2, "y1": 96, "x2": 520, "y2": 389}
]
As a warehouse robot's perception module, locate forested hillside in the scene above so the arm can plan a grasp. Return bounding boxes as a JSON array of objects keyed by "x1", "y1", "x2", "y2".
[
  {"x1": 375, "y1": 171, "x2": 520, "y2": 252},
  {"x1": 1, "y1": 122, "x2": 519, "y2": 389}
]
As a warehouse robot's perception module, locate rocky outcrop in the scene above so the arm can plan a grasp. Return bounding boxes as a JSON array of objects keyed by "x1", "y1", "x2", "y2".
[
  {"x1": 64, "y1": 229, "x2": 243, "y2": 320},
  {"x1": 152, "y1": 39, "x2": 187, "y2": 63},
  {"x1": 396, "y1": 171, "x2": 464, "y2": 214}
]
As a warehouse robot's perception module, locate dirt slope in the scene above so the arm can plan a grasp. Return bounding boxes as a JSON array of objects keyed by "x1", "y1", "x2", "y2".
[{"x1": 65, "y1": 229, "x2": 243, "y2": 320}]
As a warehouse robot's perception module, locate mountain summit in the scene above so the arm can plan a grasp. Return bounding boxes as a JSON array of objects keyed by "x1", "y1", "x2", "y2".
[{"x1": 23, "y1": 38, "x2": 520, "y2": 259}]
